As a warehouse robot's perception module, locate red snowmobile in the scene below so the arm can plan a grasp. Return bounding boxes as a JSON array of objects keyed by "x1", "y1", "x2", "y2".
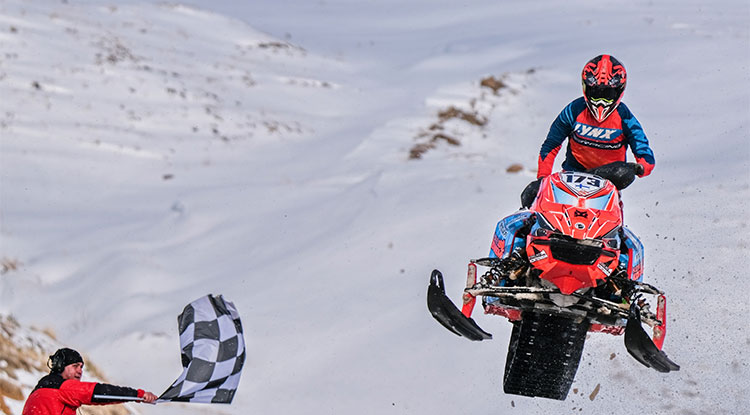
[{"x1": 427, "y1": 162, "x2": 679, "y2": 401}]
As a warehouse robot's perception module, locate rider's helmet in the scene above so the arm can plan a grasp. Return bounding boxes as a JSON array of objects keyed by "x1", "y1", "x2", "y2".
[{"x1": 581, "y1": 54, "x2": 627, "y2": 122}]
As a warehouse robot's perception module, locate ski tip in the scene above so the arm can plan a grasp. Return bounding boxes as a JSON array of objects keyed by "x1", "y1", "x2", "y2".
[
  {"x1": 624, "y1": 313, "x2": 680, "y2": 373},
  {"x1": 427, "y1": 271, "x2": 492, "y2": 341}
]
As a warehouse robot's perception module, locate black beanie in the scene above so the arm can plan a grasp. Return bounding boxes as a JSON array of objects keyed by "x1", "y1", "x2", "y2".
[{"x1": 49, "y1": 348, "x2": 84, "y2": 373}]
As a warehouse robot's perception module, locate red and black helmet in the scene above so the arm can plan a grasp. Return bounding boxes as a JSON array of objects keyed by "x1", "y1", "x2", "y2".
[{"x1": 581, "y1": 55, "x2": 627, "y2": 122}]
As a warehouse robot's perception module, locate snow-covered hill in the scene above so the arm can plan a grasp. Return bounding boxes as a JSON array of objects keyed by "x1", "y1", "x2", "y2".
[{"x1": 1, "y1": 0, "x2": 748, "y2": 414}]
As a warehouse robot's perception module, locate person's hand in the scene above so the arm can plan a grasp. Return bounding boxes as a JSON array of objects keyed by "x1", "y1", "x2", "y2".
[
  {"x1": 140, "y1": 392, "x2": 158, "y2": 404},
  {"x1": 633, "y1": 162, "x2": 645, "y2": 176},
  {"x1": 635, "y1": 157, "x2": 654, "y2": 177}
]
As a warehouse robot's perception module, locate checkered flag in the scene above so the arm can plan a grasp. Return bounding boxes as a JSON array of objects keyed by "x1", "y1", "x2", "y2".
[{"x1": 158, "y1": 294, "x2": 246, "y2": 404}]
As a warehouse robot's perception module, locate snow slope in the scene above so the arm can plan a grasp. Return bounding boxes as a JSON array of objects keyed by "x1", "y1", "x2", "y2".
[{"x1": 1, "y1": 0, "x2": 748, "y2": 414}]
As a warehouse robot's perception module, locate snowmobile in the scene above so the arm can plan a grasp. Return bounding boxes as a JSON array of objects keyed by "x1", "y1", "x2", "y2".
[{"x1": 427, "y1": 162, "x2": 679, "y2": 401}]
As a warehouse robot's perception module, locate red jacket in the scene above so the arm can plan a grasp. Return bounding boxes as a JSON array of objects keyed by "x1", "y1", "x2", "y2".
[{"x1": 22, "y1": 373, "x2": 144, "y2": 415}]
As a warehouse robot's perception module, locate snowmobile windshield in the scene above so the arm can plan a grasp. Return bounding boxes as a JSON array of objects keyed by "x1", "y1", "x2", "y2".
[
  {"x1": 552, "y1": 186, "x2": 579, "y2": 206},
  {"x1": 585, "y1": 193, "x2": 613, "y2": 210},
  {"x1": 552, "y1": 182, "x2": 614, "y2": 211}
]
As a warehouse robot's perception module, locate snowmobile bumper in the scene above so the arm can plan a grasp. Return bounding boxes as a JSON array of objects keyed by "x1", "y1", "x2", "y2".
[
  {"x1": 624, "y1": 301, "x2": 680, "y2": 372},
  {"x1": 427, "y1": 270, "x2": 492, "y2": 341}
]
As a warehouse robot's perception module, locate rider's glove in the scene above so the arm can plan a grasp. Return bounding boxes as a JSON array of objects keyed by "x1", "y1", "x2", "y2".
[{"x1": 635, "y1": 157, "x2": 654, "y2": 177}]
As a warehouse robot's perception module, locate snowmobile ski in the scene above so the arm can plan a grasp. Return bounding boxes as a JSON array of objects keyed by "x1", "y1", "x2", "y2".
[
  {"x1": 624, "y1": 302, "x2": 680, "y2": 372},
  {"x1": 427, "y1": 270, "x2": 491, "y2": 341}
]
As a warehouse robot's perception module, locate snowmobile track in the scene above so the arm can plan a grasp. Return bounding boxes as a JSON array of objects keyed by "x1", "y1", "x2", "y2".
[{"x1": 503, "y1": 312, "x2": 589, "y2": 400}]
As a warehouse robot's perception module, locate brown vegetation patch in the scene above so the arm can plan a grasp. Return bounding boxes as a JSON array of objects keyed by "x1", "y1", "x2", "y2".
[
  {"x1": 0, "y1": 317, "x2": 48, "y2": 379},
  {"x1": 94, "y1": 37, "x2": 138, "y2": 65},
  {"x1": 0, "y1": 316, "x2": 48, "y2": 414},
  {"x1": 505, "y1": 163, "x2": 523, "y2": 173},
  {"x1": 256, "y1": 42, "x2": 305, "y2": 54},
  {"x1": 433, "y1": 133, "x2": 461, "y2": 146},
  {"x1": 409, "y1": 106, "x2": 482, "y2": 159},
  {"x1": 0, "y1": 379, "x2": 23, "y2": 402},
  {"x1": 480, "y1": 75, "x2": 507, "y2": 94},
  {"x1": 0, "y1": 397, "x2": 11, "y2": 415},
  {"x1": 0, "y1": 377, "x2": 22, "y2": 415},
  {"x1": 410, "y1": 73, "x2": 511, "y2": 159},
  {"x1": 437, "y1": 106, "x2": 487, "y2": 127},
  {"x1": 409, "y1": 143, "x2": 434, "y2": 159},
  {"x1": 409, "y1": 133, "x2": 461, "y2": 159},
  {"x1": 81, "y1": 359, "x2": 107, "y2": 382},
  {"x1": 1, "y1": 258, "x2": 21, "y2": 274},
  {"x1": 0, "y1": 381, "x2": 21, "y2": 414},
  {"x1": 258, "y1": 41, "x2": 291, "y2": 49},
  {"x1": 409, "y1": 69, "x2": 534, "y2": 159}
]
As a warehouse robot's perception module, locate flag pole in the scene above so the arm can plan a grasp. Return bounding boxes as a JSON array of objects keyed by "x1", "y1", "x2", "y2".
[{"x1": 92, "y1": 395, "x2": 156, "y2": 404}]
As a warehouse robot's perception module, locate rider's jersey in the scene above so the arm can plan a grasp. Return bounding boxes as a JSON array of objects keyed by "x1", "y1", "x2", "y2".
[{"x1": 537, "y1": 97, "x2": 655, "y2": 178}]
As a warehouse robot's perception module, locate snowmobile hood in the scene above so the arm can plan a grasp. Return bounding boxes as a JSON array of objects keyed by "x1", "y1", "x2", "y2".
[{"x1": 531, "y1": 172, "x2": 622, "y2": 241}]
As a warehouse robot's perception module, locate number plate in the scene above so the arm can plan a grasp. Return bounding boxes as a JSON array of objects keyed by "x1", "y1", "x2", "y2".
[{"x1": 560, "y1": 172, "x2": 606, "y2": 197}]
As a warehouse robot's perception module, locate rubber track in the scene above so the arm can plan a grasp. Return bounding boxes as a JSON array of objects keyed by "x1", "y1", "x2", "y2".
[{"x1": 503, "y1": 312, "x2": 590, "y2": 400}]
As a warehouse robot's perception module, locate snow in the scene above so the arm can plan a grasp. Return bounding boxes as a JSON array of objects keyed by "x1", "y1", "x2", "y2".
[{"x1": 0, "y1": 0, "x2": 748, "y2": 414}]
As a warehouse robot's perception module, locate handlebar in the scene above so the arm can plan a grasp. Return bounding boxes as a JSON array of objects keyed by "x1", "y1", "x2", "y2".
[{"x1": 586, "y1": 161, "x2": 642, "y2": 190}]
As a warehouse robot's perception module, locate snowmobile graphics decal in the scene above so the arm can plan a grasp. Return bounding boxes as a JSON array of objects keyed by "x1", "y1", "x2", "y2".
[
  {"x1": 621, "y1": 226, "x2": 645, "y2": 282},
  {"x1": 490, "y1": 211, "x2": 532, "y2": 258},
  {"x1": 529, "y1": 250, "x2": 548, "y2": 263}
]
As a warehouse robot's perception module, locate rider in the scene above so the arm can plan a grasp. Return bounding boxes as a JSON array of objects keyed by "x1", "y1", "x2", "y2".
[
  {"x1": 538, "y1": 54, "x2": 655, "y2": 179},
  {"x1": 520, "y1": 55, "x2": 656, "y2": 284},
  {"x1": 522, "y1": 54, "x2": 655, "y2": 208}
]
